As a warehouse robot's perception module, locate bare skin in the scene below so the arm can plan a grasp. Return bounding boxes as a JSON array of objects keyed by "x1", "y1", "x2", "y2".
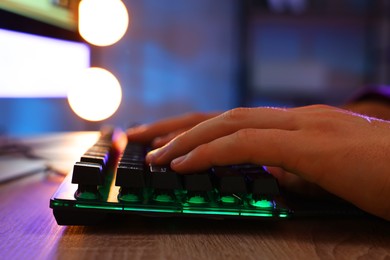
[{"x1": 127, "y1": 104, "x2": 390, "y2": 221}]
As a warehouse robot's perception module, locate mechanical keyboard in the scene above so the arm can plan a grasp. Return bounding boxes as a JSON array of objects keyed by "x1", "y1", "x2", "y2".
[{"x1": 50, "y1": 128, "x2": 363, "y2": 225}]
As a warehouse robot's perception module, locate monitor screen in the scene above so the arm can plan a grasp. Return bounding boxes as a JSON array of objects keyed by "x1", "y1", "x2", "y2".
[
  {"x1": 0, "y1": 3, "x2": 89, "y2": 98},
  {"x1": 0, "y1": 28, "x2": 90, "y2": 98}
]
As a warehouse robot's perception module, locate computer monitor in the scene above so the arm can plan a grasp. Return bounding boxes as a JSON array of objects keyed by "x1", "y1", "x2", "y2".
[{"x1": 0, "y1": 4, "x2": 90, "y2": 135}]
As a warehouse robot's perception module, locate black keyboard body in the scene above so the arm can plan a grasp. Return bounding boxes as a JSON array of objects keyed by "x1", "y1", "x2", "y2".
[{"x1": 50, "y1": 129, "x2": 363, "y2": 225}]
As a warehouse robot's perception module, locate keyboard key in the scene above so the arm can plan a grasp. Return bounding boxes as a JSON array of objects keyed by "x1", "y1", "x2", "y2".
[
  {"x1": 115, "y1": 164, "x2": 146, "y2": 188},
  {"x1": 80, "y1": 154, "x2": 107, "y2": 168},
  {"x1": 213, "y1": 166, "x2": 247, "y2": 194},
  {"x1": 183, "y1": 173, "x2": 213, "y2": 204},
  {"x1": 150, "y1": 165, "x2": 183, "y2": 190},
  {"x1": 245, "y1": 167, "x2": 280, "y2": 197},
  {"x1": 251, "y1": 175, "x2": 280, "y2": 197},
  {"x1": 183, "y1": 173, "x2": 213, "y2": 192},
  {"x1": 219, "y1": 175, "x2": 247, "y2": 194},
  {"x1": 84, "y1": 150, "x2": 109, "y2": 160},
  {"x1": 71, "y1": 161, "x2": 104, "y2": 185},
  {"x1": 119, "y1": 158, "x2": 144, "y2": 166}
]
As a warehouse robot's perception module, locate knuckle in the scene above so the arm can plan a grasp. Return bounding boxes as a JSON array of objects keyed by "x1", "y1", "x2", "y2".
[
  {"x1": 222, "y1": 107, "x2": 252, "y2": 121},
  {"x1": 234, "y1": 128, "x2": 258, "y2": 144},
  {"x1": 185, "y1": 112, "x2": 209, "y2": 122},
  {"x1": 312, "y1": 104, "x2": 328, "y2": 109},
  {"x1": 305, "y1": 104, "x2": 333, "y2": 110}
]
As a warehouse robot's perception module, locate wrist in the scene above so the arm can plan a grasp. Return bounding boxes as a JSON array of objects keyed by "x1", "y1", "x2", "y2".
[{"x1": 344, "y1": 85, "x2": 390, "y2": 120}]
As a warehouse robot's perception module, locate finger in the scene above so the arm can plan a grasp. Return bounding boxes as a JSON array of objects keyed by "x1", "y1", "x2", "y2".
[
  {"x1": 170, "y1": 128, "x2": 293, "y2": 173},
  {"x1": 127, "y1": 112, "x2": 218, "y2": 143},
  {"x1": 147, "y1": 107, "x2": 299, "y2": 165},
  {"x1": 151, "y1": 129, "x2": 187, "y2": 148},
  {"x1": 170, "y1": 129, "x2": 330, "y2": 198}
]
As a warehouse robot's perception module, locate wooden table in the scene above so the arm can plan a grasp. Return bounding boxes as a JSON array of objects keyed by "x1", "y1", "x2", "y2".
[{"x1": 1, "y1": 132, "x2": 390, "y2": 259}]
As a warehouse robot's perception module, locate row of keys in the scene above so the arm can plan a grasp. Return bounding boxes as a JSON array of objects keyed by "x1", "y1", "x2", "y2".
[
  {"x1": 71, "y1": 128, "x2": 117, "y2": 199},
  {"x1": 115, "y1": 143, "x2": 280, "y2": 204},
  {"x1": 117, "y1": 164, "x2": 279, "y2": 198},
  {"x1": 116, "y1": 164, "x2": 280, "y2": 208},
  {"x1": 115, "y1": 142, "x2": 147, "y2": 188},
  {"x1": 71, "y1": 139, "x2": 280, "y2": 204}
]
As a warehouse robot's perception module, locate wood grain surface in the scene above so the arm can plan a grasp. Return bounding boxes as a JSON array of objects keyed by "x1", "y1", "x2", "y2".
[{"x1": 1, "y1": 133, "x2": 390, "y2": 259}]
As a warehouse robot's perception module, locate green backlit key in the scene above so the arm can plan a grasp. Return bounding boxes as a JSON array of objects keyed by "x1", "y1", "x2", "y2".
[
  {"x1": 213, "y1": 166, "x2": 247, "y2": 194},
  {"x1": 183, "y1": 173, "x2": 213, "y2": 192},
  {"x1": 115, "y1": 163, "x2": 146, "y2": 188},
  {"x1": 212, "y1": 166, "x2": 247, "y2": 205},
  {"x1": 71, "y1": 161, "x2": 104, "y2": 185},
  {"x1": 182, "y1": 173, "x2": 213, "y2": 204},
  {"x1": 149, "y1": 165, "x2": 183, "y2": 190}
]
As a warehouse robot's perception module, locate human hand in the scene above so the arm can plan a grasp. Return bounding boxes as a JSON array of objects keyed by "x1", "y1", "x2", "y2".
[
  {"x1": 128, "y1": 105, "x2": 390, "y2": 220},
  {"x1": 127, "y1": 112, "x2": 220, "y2": 148},
  {"x1": 127, "y1": 111, "x2": 327, "y2": 198}
]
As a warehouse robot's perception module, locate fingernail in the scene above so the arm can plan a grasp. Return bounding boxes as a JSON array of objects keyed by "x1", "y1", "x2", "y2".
[
  {"x1": 146, "y1": 147, "x2": 167, "y2": 163},
  {"x1": 171, "y1": 154, "x2": 188, "y2": 166}
]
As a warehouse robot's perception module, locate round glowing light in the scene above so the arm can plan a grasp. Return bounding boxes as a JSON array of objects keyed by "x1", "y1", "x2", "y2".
[
  {"x1": 78, "y1": 0, "x2": 129, "y2": 46},
  {"x1": 68, "y1": 67, "x2": 122, "y2": 121}
]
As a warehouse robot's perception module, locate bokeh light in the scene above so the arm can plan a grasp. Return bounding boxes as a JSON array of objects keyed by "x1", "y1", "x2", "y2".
[
  {"x1": 78, "y1": 0, "x2": 129, "y2": 46},
  {"x1": 68, "y1": 67, "x2": 122, "y2": 121}
]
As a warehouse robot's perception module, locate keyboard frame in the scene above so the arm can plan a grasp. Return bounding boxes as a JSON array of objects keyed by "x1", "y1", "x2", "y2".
[{"x1": 49, "y1": 130, "x2": 365, "y2": 226}]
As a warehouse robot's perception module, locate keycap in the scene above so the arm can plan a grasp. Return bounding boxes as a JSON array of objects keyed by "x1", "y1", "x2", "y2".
[
  {"x1": 183, "y1": 173, "x2": 213, "y2": 192},
  {"x1": 219, "y1": 175, "x2": 247, "y2": 194},
  {"x1": 123, "y1": 143, "x2": 146, "y2": 155},
  {"x1": 182, "y1": 173, "x2": 213, "y2": 204},
  {"x1": 213, "y1": 166, "x2": 247, "y2": 194},
  {"x1": 84, "y1": 150, "x2": 109, "y2": 160},
  {"x1": 115, "y1": 164, "x2": 146, "y2": 188},
  {"x1": 119, "y1": 158, "x2": 144, "y2": 166},
  {"x1": 250, "y1": 174, "x2": 280, "y2": 197},
  {"x1": 80, "y1": 154, "x2": 107, "y2": 168},
  {"x1": 150, "y1": 165, "x2": 183, "y2": 190},
  {"x1": 71, "y1": 161, "x2": 104, "y2": 185}
]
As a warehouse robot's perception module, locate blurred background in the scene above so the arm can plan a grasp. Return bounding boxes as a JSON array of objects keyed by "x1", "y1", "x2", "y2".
[{"x1": 0, "y1": 0, "x2": 389, "y2": 136}]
